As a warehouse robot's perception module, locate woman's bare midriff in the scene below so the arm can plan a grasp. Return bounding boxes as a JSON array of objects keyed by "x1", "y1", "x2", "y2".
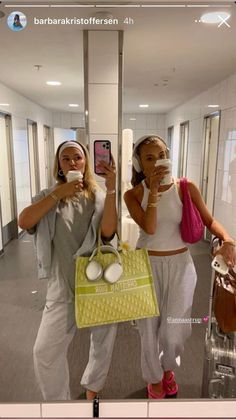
[{"x1": 137, "y1": 247, "x2": 188, "y2": 256}]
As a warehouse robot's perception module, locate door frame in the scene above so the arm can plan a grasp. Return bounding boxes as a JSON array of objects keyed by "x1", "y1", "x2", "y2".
[
  {"x1": 0, "y1": 112, "x2": 18, "y2": 245},
  {"x1": 27, "y1": 119, "x2": 40, "y2": 196},
  {"x1": 200, "y1": 111, "x2": 221, "y2": 240},
  {"x1": 178, "y1": 121, "x2": 189, "y2": 178},
  {"x1": 44, "y1": 125, "x2": 54, "y2": 188},
  {"x1": 167, "y1": 125, "x2": 174, "y2": 160}
]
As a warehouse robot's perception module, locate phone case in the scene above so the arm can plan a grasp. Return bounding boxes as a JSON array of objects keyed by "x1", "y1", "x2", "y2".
[
  {"x1": 211, "y1": 255, "x2": 229, "y2": 275},
  {"x1": 94, "y1": 140, "x2": 111, "y2": 174}
]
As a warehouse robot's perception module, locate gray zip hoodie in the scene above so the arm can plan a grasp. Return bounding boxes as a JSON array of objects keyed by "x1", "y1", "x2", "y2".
[{"x1": 28, "y1": 187, "x2": 106, "y2": 279}]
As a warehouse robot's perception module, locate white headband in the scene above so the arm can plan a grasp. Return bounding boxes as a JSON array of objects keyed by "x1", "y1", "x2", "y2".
[
  {"x1": 132, "y1": 135, "x2": 169, "y2": 173},
  {"x1": 59, "y1": 141, "x2": 85, "y2": 158}
]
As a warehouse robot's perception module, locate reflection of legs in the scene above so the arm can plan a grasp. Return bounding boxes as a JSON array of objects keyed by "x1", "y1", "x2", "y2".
[
  {"x1": 137, "y1": 253, "x2": 197, "y2": 397},
  {"x1": 33, "y1": 301, "x2": 76, "y2": 401},
  {"x1": 81, "y1": 323, "x2": 118, "y2": 393},
  {"x1": 137, "y1": 255, "x2": 163, "y2": 385},
  {"x1": 137, "y1": 316, "x2": 163, "y2": 384},
  {"x1": 159, "y1": 252, "x2": 197, "y2": 373}
]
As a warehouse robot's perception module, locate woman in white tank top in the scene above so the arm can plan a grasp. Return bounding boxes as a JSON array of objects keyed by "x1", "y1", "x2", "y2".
[{"x1": 124, "y1": 135, "x2": 236, "y2": 399}]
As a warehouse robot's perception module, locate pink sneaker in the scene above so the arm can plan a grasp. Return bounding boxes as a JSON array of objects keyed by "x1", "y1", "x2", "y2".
[
  {"x1": 162, "y1": 371, "x2": 178, "y2": 397},
  {"x1": 147, "y1": 384, "x2": 166, "y2": 399}
]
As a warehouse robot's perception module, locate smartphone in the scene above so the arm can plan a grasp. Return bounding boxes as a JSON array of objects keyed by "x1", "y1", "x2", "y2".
[{"x1": 94, "y1": 140, "x2": 111, "y2": 175}]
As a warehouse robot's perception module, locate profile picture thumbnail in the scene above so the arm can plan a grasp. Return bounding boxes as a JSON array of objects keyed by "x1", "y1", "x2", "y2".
[{"x1": 7, "y1": 11, "x2": 27, "y2": 31}]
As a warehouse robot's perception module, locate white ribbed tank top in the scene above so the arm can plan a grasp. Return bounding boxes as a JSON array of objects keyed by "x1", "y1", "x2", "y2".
[{"x1": 136, "y1": 180, "x2": 187, "y2": 251}]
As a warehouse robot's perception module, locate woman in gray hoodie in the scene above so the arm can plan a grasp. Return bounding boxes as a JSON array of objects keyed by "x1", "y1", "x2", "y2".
[{"x1": 19, "y1": 140, "x2": 117, "y2": 401}]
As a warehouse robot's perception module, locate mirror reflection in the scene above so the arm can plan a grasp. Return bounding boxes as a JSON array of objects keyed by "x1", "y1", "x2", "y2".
[{"x1": 0, "y1": 1, "x2": 236, "y2": 403}]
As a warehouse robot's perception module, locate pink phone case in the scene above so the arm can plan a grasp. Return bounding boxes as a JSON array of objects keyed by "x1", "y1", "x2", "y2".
[{"x1": 94, "y1": 141, "x2": 111, "y2": 174}]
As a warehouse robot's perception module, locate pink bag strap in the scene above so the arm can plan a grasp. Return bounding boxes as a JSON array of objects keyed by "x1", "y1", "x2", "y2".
[{"x1": 179, "y1": 177, "x2": 189, "y2": 199}]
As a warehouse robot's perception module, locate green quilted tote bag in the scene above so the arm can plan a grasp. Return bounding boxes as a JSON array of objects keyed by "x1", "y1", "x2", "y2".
[{"x1": 75, "y1": 234, "x2": 159, "y2": 328}]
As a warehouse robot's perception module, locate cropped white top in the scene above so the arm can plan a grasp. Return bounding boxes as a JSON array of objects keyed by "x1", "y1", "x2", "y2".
[{"x1": 136, "y1": 180, "x2": 187, "y2": 251}]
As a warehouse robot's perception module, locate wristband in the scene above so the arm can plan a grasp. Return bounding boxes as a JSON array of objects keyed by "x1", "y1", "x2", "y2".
[
  {"x1": 106, "y1": 189, "x2": 116, "y2": 195},
  {"x1": 150, "y1": 192, "x2": 159, "y2": 197},
  {"x1": 147, "y1": 203, "x2": 158, "y2": 208},
  {"x1": 50, "y1": 192, "x2": 59, "y2": 202}
]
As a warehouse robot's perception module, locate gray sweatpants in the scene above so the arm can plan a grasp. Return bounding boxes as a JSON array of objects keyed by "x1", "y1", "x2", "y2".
[
  {"x1": 137, "y1": 250, "x2": 197, "y2": 384},
  {"x1": 33, "y1": 301, "x2": 118, "y2": 400}
]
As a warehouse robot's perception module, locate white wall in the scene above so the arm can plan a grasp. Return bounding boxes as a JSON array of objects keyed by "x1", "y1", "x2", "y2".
[
  {"x1": 0, "y1": 83, "x2": 84, "y2": 195},
  {"x1": 52, "y1": 112, "x2": 84, "y2": 130},
  {"x1": 0, "y1": 82, "x2": 53, "y2": 193},
  {"x1": 166, "y1": 73, "x2": 236, "y2": 238},
  {"x1": 54, "y1": 128, "x2": 76, "y2": 151},
  {"x1": 12, "y1": 117, "x2": 31, "y2": 219},
  {"x1": 123, "y1": 113, "x2": 166, "y2": 143}
]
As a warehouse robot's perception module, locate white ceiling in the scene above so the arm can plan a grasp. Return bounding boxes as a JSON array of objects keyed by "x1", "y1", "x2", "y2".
[{"x1": 0, "y1": 0, "x2": 236, "y2": 114}]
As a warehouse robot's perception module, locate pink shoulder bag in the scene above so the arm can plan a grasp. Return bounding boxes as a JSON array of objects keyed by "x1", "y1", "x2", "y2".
[{"x1": 180, "y1": 177, "x2": 204, "y2": 244}]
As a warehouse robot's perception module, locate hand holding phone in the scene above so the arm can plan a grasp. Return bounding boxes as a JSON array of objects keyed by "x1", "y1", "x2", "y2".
[
  {"x1": 211, "y1": 255, "x2": 229, "y2": 275},
  {"x1": 94, "y1": 140, "x2": 111, "y2": 175}
]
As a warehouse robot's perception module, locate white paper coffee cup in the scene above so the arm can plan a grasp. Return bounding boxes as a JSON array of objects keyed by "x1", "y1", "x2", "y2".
[
  {"x1": 66, "y1": 170, "x2": 83, "y2": 183},
  {"x1": 155, "y1": 159, "x2": 172, "y2": 185}
]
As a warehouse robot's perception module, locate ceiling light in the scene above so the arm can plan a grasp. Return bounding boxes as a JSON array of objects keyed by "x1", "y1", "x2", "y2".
[
  {"x1": 139, "y1": 104, "x2": 149, "y2": 108},
  {"x1": 201, "y1": 11, "x2": 230, "y2": 24},
  {"x1": 208, "y1": 104, "x2": 219, "y2": 108},
  {"x1": 0, "y1": 103, "x2": 10, "y2": 106},
  {"x1": 69, "y1": 104, "x2": 79, "y2": 107},
  {"x1": 129, "y1": 118, "x2": 136, "y2": 121},
  {"x1": 46, "y1": 81, "x2": 61, "y2": 86}
]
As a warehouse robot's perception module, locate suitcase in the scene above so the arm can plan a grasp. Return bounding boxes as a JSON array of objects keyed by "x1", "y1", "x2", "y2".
[{"x1": 201, "y1": 243, "x2": 236, "y2": 399}]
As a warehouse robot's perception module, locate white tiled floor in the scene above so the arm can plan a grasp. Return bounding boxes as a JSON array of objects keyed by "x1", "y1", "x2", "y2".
[
  {"x1": 41, "y1": 402, "x2": 92, "y2": 418},
  {"x1": 99, "y1": 401, "x2": 148, "y2": 418},
  {"x1": 148, "y1": 400, "x2": 236, "y2": 418},
  {"x1": 0, "y1": 403, "x2": 41, "y2": 418},
  {"x1": 1, "y1": 400, "x2": 236, "y2": 418}
]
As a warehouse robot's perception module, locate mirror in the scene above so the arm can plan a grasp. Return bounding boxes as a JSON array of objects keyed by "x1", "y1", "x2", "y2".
[{"x1": 0, "y1": 0, "x2": 236, "y2": 403}]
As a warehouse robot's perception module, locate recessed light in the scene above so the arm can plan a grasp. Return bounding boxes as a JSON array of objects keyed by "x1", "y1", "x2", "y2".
[
  {"x1": 129, "y1": 118, "x2": 136, "y2": 121},
  {"x1": 208, "y1": 105, "x2": 219, "y2": 108},
  {"x1": 0, "y1": 103, "x2": 10, "y2": 106},
  {"x1": 139, "y1": 104, "x2": 149, "y2": 108},
  {"x1": 201, "y1": 11, "x2": 230, "y2": 24},
  {"x1": 69, "y1": 104, "x2": 79, "y2": 107},
  {"x1": 46, "y1": 81, "x2": 61, "y2": 86}
]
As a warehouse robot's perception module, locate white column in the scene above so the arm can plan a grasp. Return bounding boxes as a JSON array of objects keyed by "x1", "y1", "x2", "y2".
[{"x1": 83, "y1": 30, "x2": 123, "y2": 233}]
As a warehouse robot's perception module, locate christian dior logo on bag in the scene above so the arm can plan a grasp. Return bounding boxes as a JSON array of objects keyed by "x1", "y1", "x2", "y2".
[
  {"x1": 95, "y1": 279, "x2": 138, "y2": 294},
  {"x1": 216, "y1": 364, "x2": 235, "y2": 377}
]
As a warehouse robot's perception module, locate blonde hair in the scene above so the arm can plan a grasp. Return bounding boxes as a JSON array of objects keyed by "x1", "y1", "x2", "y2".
[
  {"x1": 131, "y1": 136, "x2": 169, "y2": 187},
  {"x1": 53, "y1": 141, "x2": 98, "y2": 200}
]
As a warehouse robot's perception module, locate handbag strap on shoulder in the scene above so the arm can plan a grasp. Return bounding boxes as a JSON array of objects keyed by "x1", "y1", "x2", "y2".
[
  {"x1": 179, "y1": 177, "x2": 189, "y2": 200},
  {"x1": 179, "y1": 177, "x2": 187, "y2": 190}
]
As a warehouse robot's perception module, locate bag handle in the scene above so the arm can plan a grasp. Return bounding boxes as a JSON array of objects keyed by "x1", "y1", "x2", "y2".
[
  {"x1": 179, "y1": 177, "x2": 189, "y2": 200},
  {"x1": 96, "y1": 226, "x2": 122, "y2": 256},
  {"x1": 89, "y1": 244, "x2": 122, "y2": 265}
]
